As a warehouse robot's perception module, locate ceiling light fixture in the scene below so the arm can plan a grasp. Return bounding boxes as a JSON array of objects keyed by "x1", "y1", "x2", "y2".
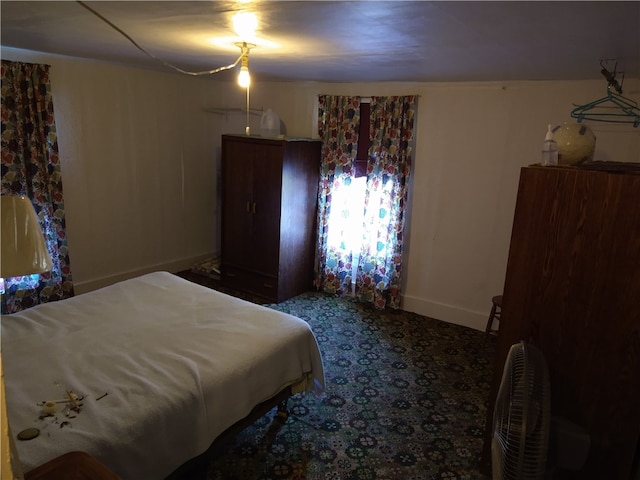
[
  {"x1": 233, "y1": 11, "x2": 258, "y2": 40},
  {"x1": 236, "y1": 42, "x2": 253, "y2": 88},
  {"x1": 77, "y1": 1, "x2": 255, "y2": 85},
  {"x1": 76, "y1": 1, "x2": 258, "y2": 135}
]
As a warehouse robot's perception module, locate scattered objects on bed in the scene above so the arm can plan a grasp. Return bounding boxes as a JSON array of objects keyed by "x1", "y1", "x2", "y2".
[{"x1": 1, "y1": 272, "x2": 324, "y2": 479}]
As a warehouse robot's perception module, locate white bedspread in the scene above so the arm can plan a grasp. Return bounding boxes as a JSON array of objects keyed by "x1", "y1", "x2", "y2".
[{"x1": 1, "y1": 272, "x2": 324, "y2": 479}]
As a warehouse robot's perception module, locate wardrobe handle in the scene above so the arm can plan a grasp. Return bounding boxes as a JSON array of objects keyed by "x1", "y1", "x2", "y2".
[
  {"x1": 246, "y1": 201, "x2": 250, "y2": 213},
  {"x1": 252, "y1": 202, "x2": 256, "y2": 214}
]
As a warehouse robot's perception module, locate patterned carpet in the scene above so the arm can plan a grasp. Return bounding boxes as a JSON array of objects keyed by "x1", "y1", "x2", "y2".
[{"x1": 178, "y1": 272, "x2": 495, "y2": 480}]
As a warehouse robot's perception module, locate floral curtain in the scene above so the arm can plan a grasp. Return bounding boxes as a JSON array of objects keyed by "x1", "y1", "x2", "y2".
[
  {"x1": 315, "y1": 95, "x2": 361, "y2": 294},
  {"x1": 315, "y1": 94, "x2": 417, "y2": 309},
  {"x1": 1, "y1": 60, "x2": 74, "y2": 313},
  {"x1": 356, "y1": 96, "x2": 417, "y2": 308}
]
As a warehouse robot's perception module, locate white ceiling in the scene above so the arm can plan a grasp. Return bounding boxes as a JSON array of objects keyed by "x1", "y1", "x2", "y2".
[{"x1": 1, "y1": 1, "x2": 639, "y2": 85}]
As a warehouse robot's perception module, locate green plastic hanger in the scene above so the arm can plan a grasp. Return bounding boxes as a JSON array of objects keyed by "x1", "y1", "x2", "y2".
[{"x1": 571, "y1": 89, "x2": 640, "y2": 128}]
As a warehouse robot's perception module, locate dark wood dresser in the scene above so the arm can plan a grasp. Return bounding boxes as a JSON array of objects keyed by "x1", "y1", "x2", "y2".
[
  {"x1": 482, "y1": 164, "x2": 640, "y2": 479},
  {"x1": 220, "y1": 134, "x2": 321, "y2": 303}
]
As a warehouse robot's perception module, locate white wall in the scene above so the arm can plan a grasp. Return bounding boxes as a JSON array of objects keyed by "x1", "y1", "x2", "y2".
[
  {"x1": 247, "y1": 80, "x2": 640, "y2": 330},
  {"x1": 1, "y1": 48, "x2": 240, "y2": 293},
  {"x1": 3, "y1": 48, "x2": 639, "y2": 330}
]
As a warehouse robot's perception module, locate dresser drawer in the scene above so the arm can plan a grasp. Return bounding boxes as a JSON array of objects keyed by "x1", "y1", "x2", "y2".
[{"x1": 222, "y1": 265, "x2": 278, "y2": 301}]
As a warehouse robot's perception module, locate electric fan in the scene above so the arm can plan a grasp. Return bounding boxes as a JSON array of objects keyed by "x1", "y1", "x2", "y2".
[{"x1": 492, "y1": 341, "x2": 551, "y2": 480}]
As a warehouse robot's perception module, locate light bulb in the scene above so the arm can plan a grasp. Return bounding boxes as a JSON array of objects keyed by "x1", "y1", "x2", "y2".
[
  {"x1": 238, "y1": 66, "x2": 250, "y2": 88},
  {"x1": 237, "y1": 50, "x2": 251, "y2": 88}
]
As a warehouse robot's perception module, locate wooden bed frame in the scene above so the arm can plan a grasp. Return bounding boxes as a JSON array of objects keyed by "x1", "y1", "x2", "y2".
[{"x1": 167, "y1": 386, "x2": 293, "y2": 479}]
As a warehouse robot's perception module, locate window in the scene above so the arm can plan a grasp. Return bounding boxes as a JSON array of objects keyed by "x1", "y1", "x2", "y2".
[{"x1": 354, "y1": 101, "x2": 370, "y2": 177}]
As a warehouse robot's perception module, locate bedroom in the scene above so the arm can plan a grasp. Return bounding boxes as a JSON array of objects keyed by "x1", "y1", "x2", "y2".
[
  {"x1": 1, "y1": 1, "x2": 639, "y2": 330},
  {"x1": 1, "y1": 1, "x2": 639, "y2": 479}
]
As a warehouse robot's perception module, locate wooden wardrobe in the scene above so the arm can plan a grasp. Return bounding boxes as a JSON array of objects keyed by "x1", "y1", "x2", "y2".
[
  {"x1": 220, "y1": 134, "x2": 321, "y2": 303},
  {"x1": 482, "y1": 164, "x2": 640, "y2": 479}
]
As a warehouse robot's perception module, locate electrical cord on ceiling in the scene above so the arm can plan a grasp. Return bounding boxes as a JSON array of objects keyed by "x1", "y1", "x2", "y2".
[{"x1": 76, "y1": 1, "x2": 243, "y2": 76}]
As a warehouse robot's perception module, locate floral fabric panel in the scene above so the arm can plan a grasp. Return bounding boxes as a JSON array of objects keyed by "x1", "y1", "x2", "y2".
[
  {"x1": 1, "y1": 60, "x2": 74, "y2": 313},
  {"x1": 315, "y1": 94, "x2": 417, "y2": 309}
]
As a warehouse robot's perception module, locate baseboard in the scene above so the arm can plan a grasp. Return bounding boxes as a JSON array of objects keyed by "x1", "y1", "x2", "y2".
[
  {"x1": 75, "y1": 267, "x2": 488, "y2": 332},
  {"x1": 73, "y1": 254, "x2": 215, "y2": 295},
  {"x1": 401, "y1": 294, "x2": 487, "y2": 332}
]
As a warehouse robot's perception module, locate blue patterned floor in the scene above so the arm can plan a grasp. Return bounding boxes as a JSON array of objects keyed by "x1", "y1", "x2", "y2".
[{"x1": 204, "y1": 290, "x2": 494, "y2": 480}]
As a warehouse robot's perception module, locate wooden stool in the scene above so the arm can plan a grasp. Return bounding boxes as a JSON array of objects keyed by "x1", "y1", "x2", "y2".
[{"x1": 484, "y1": 295, "x2": 502, "y2": 345}]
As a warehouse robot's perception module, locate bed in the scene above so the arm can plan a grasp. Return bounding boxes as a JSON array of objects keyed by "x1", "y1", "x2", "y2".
[{"x1": 1, "y1": 271, "x2": 325, "y2": 479}]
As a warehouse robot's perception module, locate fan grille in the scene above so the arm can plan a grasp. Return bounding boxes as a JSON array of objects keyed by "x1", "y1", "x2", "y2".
[{"x1": 492, "y1": 341, "x2": 550, "y2": 480}]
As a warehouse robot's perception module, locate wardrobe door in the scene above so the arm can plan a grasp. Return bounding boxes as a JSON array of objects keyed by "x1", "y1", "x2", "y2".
[
  {"x1": 221, "y1": 139, "x2": 254, "y2": 270},
  {"x1": 249, "y1": 143, "x2": 283, "y2": 277}
]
